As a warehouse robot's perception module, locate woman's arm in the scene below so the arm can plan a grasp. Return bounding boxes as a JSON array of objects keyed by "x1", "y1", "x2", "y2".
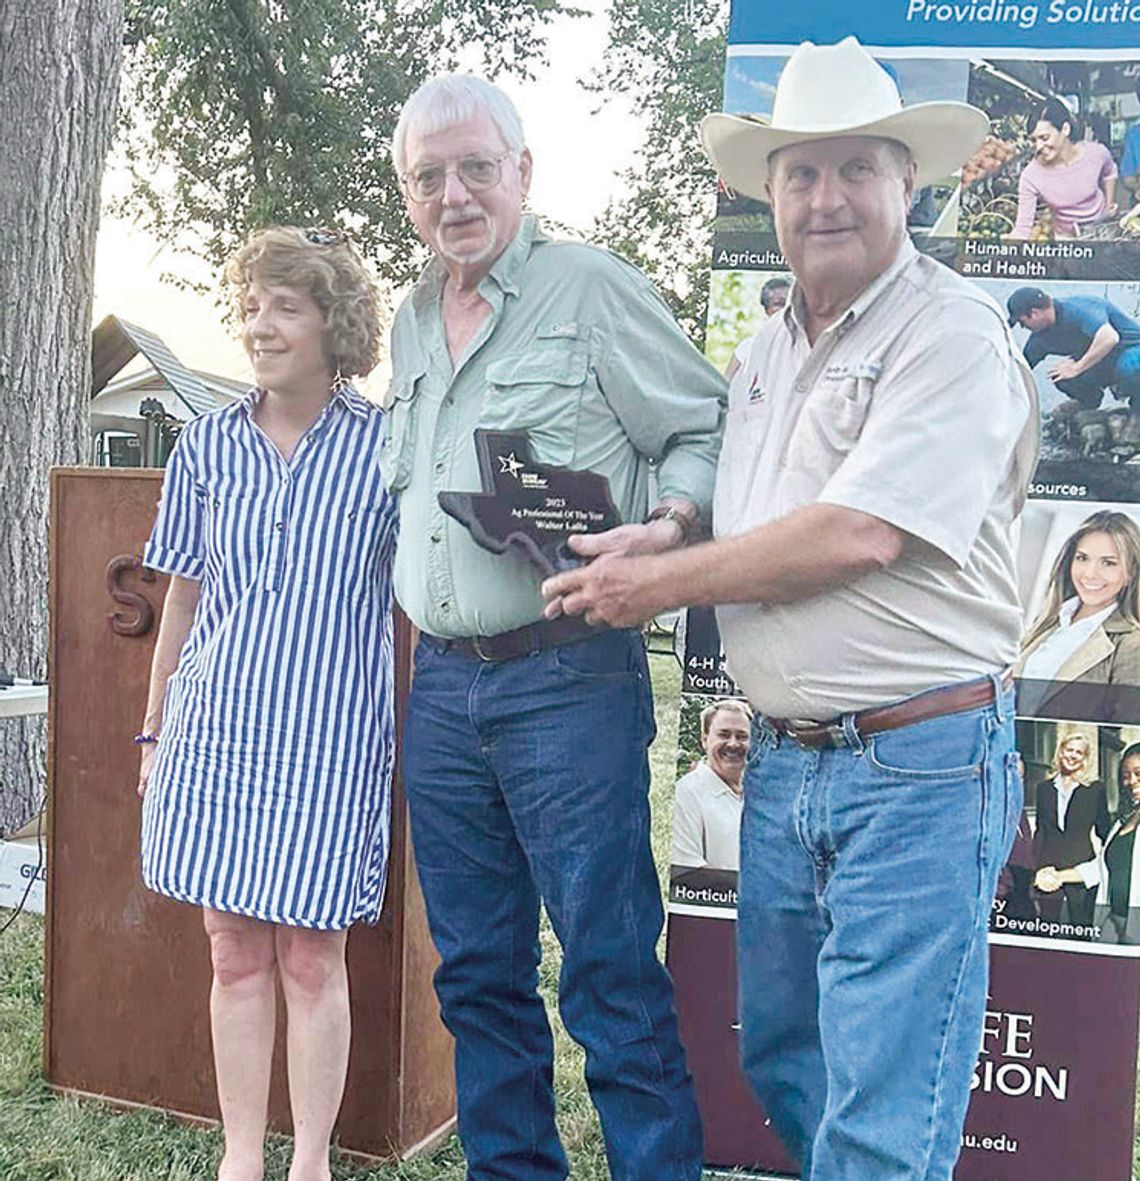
[
  {"x1": 1103, "y1": 174, "x2": 1118, "y2": 216},
  {"x1": 1009, "y1": 168, "x2": 1039, "y2": 240},
  {"x1": 137, "y1": 575, "x2": 201, "y2": 796}
]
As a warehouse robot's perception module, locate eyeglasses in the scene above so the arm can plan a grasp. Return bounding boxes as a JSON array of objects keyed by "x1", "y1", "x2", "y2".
[
  {"x1": 401, "y1": 151, "x2": 514, "y2": 204},
  {"x1": 304, "y1": 227, "x2": 344, "y2": 246}
]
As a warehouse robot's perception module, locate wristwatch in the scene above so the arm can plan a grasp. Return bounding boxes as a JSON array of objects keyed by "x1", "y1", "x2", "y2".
[{"x1": 644, "y1": 503, "x2": 696, "y2": 543}]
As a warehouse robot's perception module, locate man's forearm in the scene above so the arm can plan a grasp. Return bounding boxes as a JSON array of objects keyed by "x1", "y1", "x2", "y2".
[
  {"x1": 1074, "y1": 324, "x2": 1120, "y2": 375},
  {"x1": 544, "y1": 503, "x2": 904, "y2": 627},
  {"x1": 646, "y1": 503, "x2": 901, "y2": 609}
]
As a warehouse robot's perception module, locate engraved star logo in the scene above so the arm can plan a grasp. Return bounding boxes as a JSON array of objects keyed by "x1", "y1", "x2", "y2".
[{"x1": 498, "y1": 452, "x2": 524, "y2": 479}]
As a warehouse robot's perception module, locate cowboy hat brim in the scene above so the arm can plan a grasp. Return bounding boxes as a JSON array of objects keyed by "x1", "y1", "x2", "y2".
[{"x1": 701, "y1": 102, "x2": 991, "y2": 197}]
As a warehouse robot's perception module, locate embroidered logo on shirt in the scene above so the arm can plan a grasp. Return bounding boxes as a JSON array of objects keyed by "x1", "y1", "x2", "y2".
[{"x1": 823, "y1": 361, "x2": 883, "y2": 383}]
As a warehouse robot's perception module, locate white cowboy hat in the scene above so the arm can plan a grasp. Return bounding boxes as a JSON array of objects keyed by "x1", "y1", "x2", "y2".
[{"x1": 701, "y1": 36, "x2": 989, "y2": 195}]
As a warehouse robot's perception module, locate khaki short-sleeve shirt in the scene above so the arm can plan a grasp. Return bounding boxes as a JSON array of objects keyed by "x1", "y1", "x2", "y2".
[{"x1": 714, "y1": 241, "x2": 1039, "y2": 718}]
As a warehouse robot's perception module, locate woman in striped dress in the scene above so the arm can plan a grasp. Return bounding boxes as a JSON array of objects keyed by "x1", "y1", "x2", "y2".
[{"x1": 136, "y1": 227, "x2": 396, "y2": 1181}]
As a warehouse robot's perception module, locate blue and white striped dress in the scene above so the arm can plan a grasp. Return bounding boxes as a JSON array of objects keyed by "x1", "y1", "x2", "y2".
[{"x1": 141, "y1": 386, "x2": 398, "y2": 930}]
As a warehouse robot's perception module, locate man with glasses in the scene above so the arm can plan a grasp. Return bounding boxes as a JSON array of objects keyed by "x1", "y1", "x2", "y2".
[{"x1": 381, "y1": 74, "x2": 724, "y2": 1181}]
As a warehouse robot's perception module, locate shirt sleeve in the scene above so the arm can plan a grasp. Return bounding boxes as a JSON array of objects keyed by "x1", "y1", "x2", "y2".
[
  {"x1": 1122, "y1": 127, "x2": 1140, "y2": 178},
  {"x1": 1097, "y1": 142, "x2": 1119, "y2": 182},
  {"x1": 1074, "y1": 855, "x2": 1101, "y2": 890},
  {"x1": 1011, "y1": 168, "x2": 1040, "y2": 239},
  {"x1": 818, "y1": 300, "x2": 1030, "y2": 569},
  {"x1": 671, "y1": 773, "x2": 708, "y2": 868},
  {"x1": 1065, "y1": 299, "x2": 1110, "y2": 338},
  {"x1": 1023, "y1": 335, "x2": 1046, "y2": 369},
  {"x1": 144, "y1": 424, "x2": 205, "y2": 579},
  {"x1": 592, "y1": 255, "x2": 727, "y2": 516}
]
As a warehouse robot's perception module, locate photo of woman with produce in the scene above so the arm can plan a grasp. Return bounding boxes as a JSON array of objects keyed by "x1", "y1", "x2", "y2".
[
  {"x1": 1009, "y1": 98, "x2": 1117, "y2": 240},
  {"x1": 963, "y1": 59, "x2": 1139, "y2": 244}
]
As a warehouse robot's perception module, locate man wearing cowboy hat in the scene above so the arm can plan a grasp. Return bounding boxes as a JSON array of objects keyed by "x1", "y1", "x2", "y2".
[{"x1": 543, "y1": 36, "x2": 1039, "y2": 1181}]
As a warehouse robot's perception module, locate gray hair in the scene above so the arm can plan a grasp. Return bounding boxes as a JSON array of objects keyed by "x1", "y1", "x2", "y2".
[
  {"x1": 392, "y1": 74, "x2": 526, "y2": 175},
  {"x1": 759, "y1": 275, "x2": 790, "y2": 310}
]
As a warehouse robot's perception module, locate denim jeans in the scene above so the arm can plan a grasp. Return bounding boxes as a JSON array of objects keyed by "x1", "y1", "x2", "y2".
[
  {"x1": 737, "y1": 679, "x2": 1019, "y2": 1181},
  {"x1": 403, "y1": 629, "x2": 702, "y2": 1181}
]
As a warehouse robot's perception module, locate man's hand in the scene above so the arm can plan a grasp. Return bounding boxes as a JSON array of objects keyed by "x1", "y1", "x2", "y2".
[
  {"x1": 1049, "y1": 358, "x2": 1081, "y2": 382},
  {"x1": 542, "y1": 552, "x2": 668, "y2": 628},
  {"x1": 541, "y1": 515, "x2": 688, "y2": 622},
  {"x1": 565, "y1": 517, "x2": 684, "y2": 561},
  {"x1": 1034, "y1": 866, "x2": 1063, "y2": 893}
]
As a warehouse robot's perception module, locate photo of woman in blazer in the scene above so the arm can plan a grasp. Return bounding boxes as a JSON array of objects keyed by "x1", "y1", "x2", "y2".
[
  {"x1": 1032, "y1": 733, "x2": 1110, "y2": 929},
  {"x1": 1017, "y1": 510, "x2": 1140, "y2": 722}
]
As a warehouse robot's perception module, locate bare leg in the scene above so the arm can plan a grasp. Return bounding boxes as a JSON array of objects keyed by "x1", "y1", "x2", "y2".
[
  {"x1": 276, "y1": 926, "x2": 351, "y2": 1181},
  {"x1": 203, "y1": 908, "x2": 278, "y2": 1181}
]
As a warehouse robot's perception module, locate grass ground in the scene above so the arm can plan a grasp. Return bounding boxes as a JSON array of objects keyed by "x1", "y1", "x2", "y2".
[{"x1": 0, "y1": 652, "x2": 689, "y2": 1181}]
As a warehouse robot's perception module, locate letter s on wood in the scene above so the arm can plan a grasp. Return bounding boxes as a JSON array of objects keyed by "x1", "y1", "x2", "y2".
[{"x1": 107, "y1": 555, "x2": 156, "y2": 637}]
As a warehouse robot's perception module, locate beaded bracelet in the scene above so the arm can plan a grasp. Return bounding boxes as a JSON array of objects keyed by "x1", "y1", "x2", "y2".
[{"x1": 133, "y1": 732, "x2": 160, "y2": 745}]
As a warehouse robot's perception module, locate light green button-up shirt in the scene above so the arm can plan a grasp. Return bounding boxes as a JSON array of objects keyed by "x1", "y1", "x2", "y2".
[{"x1": 383, "y1": 216, "x2": 726, "y2": 638}]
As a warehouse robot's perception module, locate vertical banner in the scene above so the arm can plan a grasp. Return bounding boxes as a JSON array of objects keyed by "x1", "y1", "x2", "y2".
[{"x1": 666, "y1": 2, "x2": 1140, "y2": 1176}]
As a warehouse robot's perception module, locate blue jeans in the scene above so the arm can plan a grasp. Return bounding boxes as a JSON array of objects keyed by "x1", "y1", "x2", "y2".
[
  {"x1": 737, "y1": 680, "x2": 1019, "y2": 1181},
  {"x1": 1056, "y1": 344, "x2": 1140, "y2": 409},
  {"x1": 403, "y1": 629, "x2": 702, "y2": 1181}
]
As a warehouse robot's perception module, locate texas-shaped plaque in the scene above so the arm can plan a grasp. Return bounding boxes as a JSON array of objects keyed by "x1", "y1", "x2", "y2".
[{"x1": 438, "y1": 430, "x2": 621, "y2": 577}]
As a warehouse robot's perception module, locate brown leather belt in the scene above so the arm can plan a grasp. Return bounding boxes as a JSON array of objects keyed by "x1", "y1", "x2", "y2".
[
  {"x1": 769, "y1": 669, "x2": 1014, "y2": 749},
  {"x1": 423, "y1": 615, "x2": 604, "y2": 662}
]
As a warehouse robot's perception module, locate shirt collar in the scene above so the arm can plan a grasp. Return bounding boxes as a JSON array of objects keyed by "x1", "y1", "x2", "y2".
[
  {"x1": 1058, "y1": 595, "x2": 1116, "y2": 630},
  {"x1": 240, "y1": 383, "x2": 369, "y2": 420},
  {"x1": 702, "y1": 760, "x2": 742, "y2": 797},
  {"x1": 783, "y1": 235, "x2": 918, "y2": 344},
  {"x1": 410, "y1": 213, "x2": 547, "y2": 310},
  {"x1": 484, "y1": 214, "x2": 546, "y2": 298}
]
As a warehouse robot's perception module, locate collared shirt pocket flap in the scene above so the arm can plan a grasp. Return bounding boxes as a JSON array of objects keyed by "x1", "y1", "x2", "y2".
[
  {"x1": 484, "y1": 340, "x2": 589, "y2": 388},
  {"x1": 481, "y1": 341, "x2": 589, "y2": 467}
]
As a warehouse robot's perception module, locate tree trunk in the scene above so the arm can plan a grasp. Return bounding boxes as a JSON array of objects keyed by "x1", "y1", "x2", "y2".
[{"x1": 0, "y1": 0, "x2": 124, "y2": 832}]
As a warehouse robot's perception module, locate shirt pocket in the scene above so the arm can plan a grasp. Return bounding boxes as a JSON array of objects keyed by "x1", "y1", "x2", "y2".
[
  {"x1": 712, "y1": 401, "x2": 771, "y2": 538},
  {"x1": 201, "y1": 481, "x2": 268, "y2": 575},
  {"x1": 479, "y1": 337, "x2": 589, "y2": 468},
  {"x1": 380, "y1": 369, "x2": 424, "y2": 491},
  {"x1": 784, "y1": 375, "x2": 875, "y2": 490}
]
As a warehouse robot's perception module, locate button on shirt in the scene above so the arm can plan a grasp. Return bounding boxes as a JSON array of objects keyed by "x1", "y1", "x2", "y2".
[
  {"x1": 715, "y1": 240, "x2": 1039, "y2": 718},
  {"x1": 383, "y1": 215, "x2": 726, "y2": 638}
]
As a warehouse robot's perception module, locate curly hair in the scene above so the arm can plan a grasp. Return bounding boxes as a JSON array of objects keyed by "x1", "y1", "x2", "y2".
[{"x1": 224, "y1": 227, "x2": 383, "y2": 378}]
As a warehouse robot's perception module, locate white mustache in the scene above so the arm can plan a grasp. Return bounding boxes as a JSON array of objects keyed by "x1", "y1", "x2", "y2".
[{"x1": 440, "y1": 206, "x2": 487, "y2": 226}]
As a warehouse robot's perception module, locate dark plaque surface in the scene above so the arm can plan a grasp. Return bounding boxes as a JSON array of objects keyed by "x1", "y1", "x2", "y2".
[{"x1": 438, "y1": 430, "x2": 621, "y2": 577}]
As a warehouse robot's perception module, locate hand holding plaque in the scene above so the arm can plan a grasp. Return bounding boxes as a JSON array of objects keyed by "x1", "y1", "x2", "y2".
[{"x1": 438, "y1": 430, "x2": 621, "y2": 578}]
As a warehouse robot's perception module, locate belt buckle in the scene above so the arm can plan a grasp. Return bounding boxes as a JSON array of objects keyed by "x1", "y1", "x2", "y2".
[
  {"x1": 786, "y1": 718, "x2": 847, "y2": 749},
  {"x1": 822, "y1": 720, "x2": 848, "y2": 748},
  {"x1": 471, "y1": 636, "x2": 495, "y2": 662}
]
